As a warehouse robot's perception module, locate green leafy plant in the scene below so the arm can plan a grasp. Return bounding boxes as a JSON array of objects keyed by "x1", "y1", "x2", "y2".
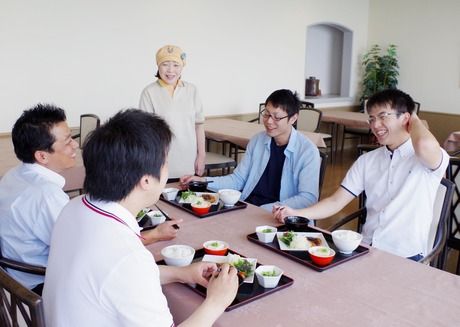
[{"x1": 360, "y1": 44, "x2": 399, "y2": 103}]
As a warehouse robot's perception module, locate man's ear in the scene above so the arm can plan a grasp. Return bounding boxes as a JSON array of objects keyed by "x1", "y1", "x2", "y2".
[
  {"x1": 138, "y1": 175, "x2": 153, "y2": 190},
  {"x1": 289, "y1": 113, "x2": 298, "y2": 125},
  {"x1": 34, "y1": 150, "x2": 49, "y2": 165}
]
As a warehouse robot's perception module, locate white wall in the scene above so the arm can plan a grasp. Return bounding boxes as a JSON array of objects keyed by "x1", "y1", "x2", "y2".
[
  {"x1": 368, "y1": 0, "x2": 460, "y2": 114},
  {"x1": 0, "y1": 0, "x2": 370, "y2": 132},
  {"x1": 305, "y1": 25, "x2": 344, "y2": 95}
]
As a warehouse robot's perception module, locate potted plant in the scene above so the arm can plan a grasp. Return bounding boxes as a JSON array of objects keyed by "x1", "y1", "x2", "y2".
[{"x1": 360, "y1": 44, "x2": 399, "y2": 107}]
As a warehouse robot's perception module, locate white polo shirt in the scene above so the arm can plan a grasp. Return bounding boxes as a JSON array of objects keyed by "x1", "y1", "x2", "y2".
[
  {"x1": 0, "y1": 163, "x2": 68, "y2": 289},
  {"x1": 341, "y1": 139, "x2": 449, "y2": 257},
  {"x1": 43, "y1": 196, "x2": 174, "y2": 327}
]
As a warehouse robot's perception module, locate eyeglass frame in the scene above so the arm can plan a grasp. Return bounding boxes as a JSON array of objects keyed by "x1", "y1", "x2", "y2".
[
  {"x1": 367, "y1": 111, "x2": 402, "y2": 125},
  {"x1": 260, "y1": 109, "x2": 290, "y2": 122}
]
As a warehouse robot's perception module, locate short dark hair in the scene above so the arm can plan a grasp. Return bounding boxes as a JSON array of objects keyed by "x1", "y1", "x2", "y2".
[
  {"x1": 12, "y1": 104, "x2": 67, "y2": 163},
  {"x1": 366, "y1": 89, "x2": 415, "y2": 115},
  {"x1": 265, "y1": 89, "x2": 300, "y2": 118},
  {"x1": 83, "y1": 109, "x2": 172, "y2": 202}
]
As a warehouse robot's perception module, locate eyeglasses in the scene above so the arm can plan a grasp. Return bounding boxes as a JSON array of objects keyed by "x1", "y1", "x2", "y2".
[
  {"x1": 261, "y1": 109, "x2": 289, "y2": 122},
  {"x1": 367, "y1": 112, "x2": 401, "y2": 124}
]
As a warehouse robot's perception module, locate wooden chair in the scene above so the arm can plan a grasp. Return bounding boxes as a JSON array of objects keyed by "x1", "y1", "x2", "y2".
[
  {"x1": 328, "y1": 177, "x2": 454, "y2": 268},
  {"x1": 0, "y1": 244, "x2": 46, "y2": 277},
  {"x1": 204, "y1": 139, "x2": 237, "y2": 176},
  {"x1": 0, "y1": 267, "x2": 45, "y2": 327},
  {"x1": 318, "y1": 151, "x2": 328, "y2": 200},
  {"x1": 72, "y1": 114, "x2": 100, "y2": 148},
  {"x1": 328, "y1": 144, "x2": 454, "y2": 268},
  {"x1": 446, "y1": 151, "x2": 460, "y2": 274}
]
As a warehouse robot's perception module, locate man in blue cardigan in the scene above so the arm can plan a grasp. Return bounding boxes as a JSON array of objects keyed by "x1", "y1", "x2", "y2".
[{"x1": 181, "y1": 89, "x2": 321, "y2": 211}]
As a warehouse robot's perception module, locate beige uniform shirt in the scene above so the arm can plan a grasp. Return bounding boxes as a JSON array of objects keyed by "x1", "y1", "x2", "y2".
[{"x1": 139, "y1": 80, "x2": 204, "y2": 178}]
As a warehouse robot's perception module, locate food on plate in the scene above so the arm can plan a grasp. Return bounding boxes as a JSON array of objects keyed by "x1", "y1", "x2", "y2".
[
  {"x1": 279, "y1": 231, "x2": 323, "y2": 249},
  {"x1": 228, "y1": 254, "x2": 254, "y2": 279},
  {"x1": 279, "y1": 231, "x2": 295, "y2": 246},
  {"x1": 201, "y1": 193, "x2": 217, "y2": 203},
  {"x1": 307, "y1": 236, "x2": 322, "y2": 247},
  {"x1": 180, "y1": 190, "x2": 197, "y2": 201}
]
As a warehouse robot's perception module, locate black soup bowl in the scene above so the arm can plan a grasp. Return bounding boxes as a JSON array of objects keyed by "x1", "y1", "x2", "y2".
[
  {"x1": 284, "y1": 216, "x2": 310, "y2": 232},
  {"x1": 188, "y1": 181, "x2": 209, "y2": 192}
]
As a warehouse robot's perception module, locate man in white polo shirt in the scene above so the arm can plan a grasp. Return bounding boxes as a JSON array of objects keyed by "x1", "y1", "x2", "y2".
[
  {"x1": 273, "y1": 89, "x2": 449, "y2": 260},
  {"x1": 0, "y1": 104, "x2": 78, "y2": 294},
  {"x1": 43, "y1": 109, "x2": 238, "y2": 327}
]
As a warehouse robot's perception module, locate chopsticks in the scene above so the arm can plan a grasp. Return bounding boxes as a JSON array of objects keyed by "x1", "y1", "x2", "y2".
[{"x1": 155, "y1": 204, "x2": 180, "y2": 230}]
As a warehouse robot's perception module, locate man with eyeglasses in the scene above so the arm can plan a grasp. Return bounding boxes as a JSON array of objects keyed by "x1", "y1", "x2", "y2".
[
  {"x1": 274, "y1": 89, "x2": 449, "y2": 260},
  {"x1": 181, "y1": 89, "x2": 321, "y2": 211}
]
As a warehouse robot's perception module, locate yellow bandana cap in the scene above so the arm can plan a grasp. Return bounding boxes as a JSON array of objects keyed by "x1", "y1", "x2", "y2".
[{"x1": 156, "y1": 45, "x2": 186, "y2": 67}]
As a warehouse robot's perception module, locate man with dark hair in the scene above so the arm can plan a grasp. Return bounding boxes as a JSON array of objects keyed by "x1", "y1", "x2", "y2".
[
  {"x1": 0, "y1": 104, "x2": 78, "y2": 293},
  {"x1": 43, "y1": 109, "x2": 238, "y2": 327},
  {"x1": 274, "y1": 89, "x2": 449, "y2": 260},
  {"x1": 182, "y1": 89, "x2": 321, "y2": 211}
]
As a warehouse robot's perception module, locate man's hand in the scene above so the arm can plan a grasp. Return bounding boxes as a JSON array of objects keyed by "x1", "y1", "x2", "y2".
[
  {"x1": 205, "y1": 263, "x2": 238, "y2": 310},
  {"x1": 179, "y1": 175, "x2": 206, "y2": 187},
  {"x1": 179, "y1": 261, "x2": 219, "y2": 287},
  {"x1": 272, "y1": 205, "x2": 296, "y2": 224},
  {"x1": 140, "y1": 219, "x2": 182, "y2": 245}
]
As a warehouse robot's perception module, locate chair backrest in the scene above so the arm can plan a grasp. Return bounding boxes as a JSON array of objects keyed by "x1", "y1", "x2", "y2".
[
  {"x1": 414, "y1": 101, "x2": 421, "y2": 114},
  {"x1": 297, "y1": 107, "x2": 322, "y2": 133},
  {"x1": 79, "y1": 114, "x2": 100, "y2": 148},
  {"x1": 0, "y1": 244, "x2": 46, "y2": 276},
  {"x1": 318, "y1": 151, "x2": 328, "y2": 200},
  {"x1": 420, "y1": 178, "x2": 455, "y2": 267},
  {"x1": 0, "y1": 267, "x2": 45, "y2": 327},
  {"x1": 446, "y1": 154, "x2": 460, "y2": 238}
]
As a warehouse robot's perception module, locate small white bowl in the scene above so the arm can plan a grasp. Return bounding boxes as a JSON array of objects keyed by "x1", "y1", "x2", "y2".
[
  {"x1": 255, "y1": 265, "x2": 283, "y2": 288},
  {"x1": 161, "y1": 245, "x2": 195, "y2": 267},
  {"x1": 162, "y1": 187, "x2": 180, "y2": 201},
  {"x1": 331, "y1": 230, "x2": 363, "y2": 254},
  {"x1": 218, "y1": 189, "x2": 241, "y2": 207},
  {"x1": 145, "y1": 210, "x2": 166, "y2": 226},
  {"x1": 255, "y1": 226, "x2": 277, "y2": 243}
]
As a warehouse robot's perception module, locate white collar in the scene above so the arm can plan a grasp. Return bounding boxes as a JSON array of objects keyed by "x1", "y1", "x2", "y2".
[{"x1": 23, "y1": 163, "x2": 66, "y2": 188}]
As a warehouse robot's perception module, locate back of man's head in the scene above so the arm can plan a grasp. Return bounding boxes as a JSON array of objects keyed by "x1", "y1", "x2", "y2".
[
  {"x1": 12, "y1": 104, "x2": 67, "y2": 163},
  {"x1": 83, "y1": 109, "x2": 172, "y2": 202},
  {"x1": 366, "y1": 89, "x2": 415, "y2": 115},
  {"x1": 265, "y1": 89, "x2": 300, "y2": 118}
]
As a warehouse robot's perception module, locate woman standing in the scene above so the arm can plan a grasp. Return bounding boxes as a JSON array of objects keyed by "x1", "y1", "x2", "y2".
[{"x1": 139, "y1": 45, "x2": 205, "y2": 179}]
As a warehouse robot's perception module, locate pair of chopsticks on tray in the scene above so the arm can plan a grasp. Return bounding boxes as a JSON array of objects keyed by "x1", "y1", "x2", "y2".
[{"x1": 155, "y1": 204, "x2": 180, "y2": 230}]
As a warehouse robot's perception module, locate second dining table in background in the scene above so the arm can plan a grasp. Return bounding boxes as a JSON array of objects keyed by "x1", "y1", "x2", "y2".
[{"x1": 204, "y1": 118, "x2": 328, "y2": 150}]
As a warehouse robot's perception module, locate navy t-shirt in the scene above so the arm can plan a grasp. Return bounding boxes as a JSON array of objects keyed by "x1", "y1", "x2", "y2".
[{"x1": 246, "y1": 139, "x2": 287, "y2": 206}]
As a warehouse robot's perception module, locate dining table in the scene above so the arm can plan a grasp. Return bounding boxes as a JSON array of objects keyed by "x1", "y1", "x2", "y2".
[
  {"x1": 204, "y1": 118, "x2": 328, "y2": 149},
  {"x1": 149, "y1": 192, "x2": 460, "y2": 327}
]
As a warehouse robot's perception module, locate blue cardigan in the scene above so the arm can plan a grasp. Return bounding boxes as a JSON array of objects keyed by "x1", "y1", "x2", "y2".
[{"x1": 207, "y1": 128, "x2": 320, "y2": 211}]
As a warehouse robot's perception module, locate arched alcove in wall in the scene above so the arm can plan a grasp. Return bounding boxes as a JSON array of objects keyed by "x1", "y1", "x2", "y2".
[{"x1": 305, "y1": 23, "x2": 353, "y2": 98}]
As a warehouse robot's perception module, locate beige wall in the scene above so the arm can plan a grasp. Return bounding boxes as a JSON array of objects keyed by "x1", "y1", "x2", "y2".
[
  {"x1": 368, "y1": 0, "x2": 460, "y2": 118},
  {"x1": 0, "y1": 0, "x2": 370, "y2": 133}
]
